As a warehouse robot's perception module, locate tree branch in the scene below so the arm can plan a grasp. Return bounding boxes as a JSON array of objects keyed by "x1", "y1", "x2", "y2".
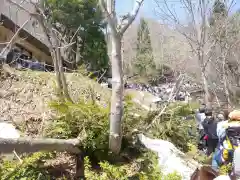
[
  {"x1": 146, "y1": 74, "x2": 184, "y2": 130},
  {"x1": 0, "y1": 19, "x2": 30, "y2": 58},
  {"x1": 0, "y1": 138, "x2": 81, "y2": 154},
  {"x1": 119, "y1": 0, "x2": 144, "y2": 35},
  {"x1": 99, "y1": 0, "x2": 118, "y2": 35},
  {"x1": 6, "y1": 0, "x2": 73, "y2": 102}
]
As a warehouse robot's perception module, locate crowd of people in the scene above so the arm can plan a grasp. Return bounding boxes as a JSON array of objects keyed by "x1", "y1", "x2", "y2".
[
  {"x1": 196, "y1": 105, "x2": 240, "y2": 176},
  {"x1": 102, "y1": 79, "x2": 196, "y2": 103},
  {"x1": 5, "y1": 48, "x2": 54, "y2": 71},
  {"x1": 0, "y1": 46, "x2": 56, "y2": 72}
]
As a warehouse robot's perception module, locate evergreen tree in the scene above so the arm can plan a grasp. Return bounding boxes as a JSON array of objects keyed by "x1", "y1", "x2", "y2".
[
  {"x1": 209, "y1": 0, "x2": 228, "y2": 44},
  {"x1": 44, "y1": 0, "x2": 109, "y2": 72},
  {"x1": 210, "y1": 0, "x2": 227, "y2": 26},
  {"x1": 134, "y1": 18, "x2": 157, "y2": 84}
]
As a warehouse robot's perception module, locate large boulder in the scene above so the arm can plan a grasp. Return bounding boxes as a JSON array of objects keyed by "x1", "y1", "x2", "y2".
[{"x1": 138, "y1": 134, "x2": 199, "y2": 180}]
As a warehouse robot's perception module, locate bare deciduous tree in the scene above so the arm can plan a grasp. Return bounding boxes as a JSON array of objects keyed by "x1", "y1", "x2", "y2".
[
  {"x1": 155, "y1": 0, "x2": 213, "y2": 107},
  {"x1": 6, "y1": 0, "x2": 73, "y2": 102},
  {"x1": 0, "y1": 0, "x2": 82, "y2": 150},
  {"x1": 209, "y1": 7, "x2": 240, "y2": 107},
  {"x1": 154, "y1": 0, "x2": 236, "y2": 108},
  {"x1": 99, "y1": 0, "x2": 144, "y2": 154},
  {"x1": 0, "y1": 2, "x2": 82, "y2": 177}
]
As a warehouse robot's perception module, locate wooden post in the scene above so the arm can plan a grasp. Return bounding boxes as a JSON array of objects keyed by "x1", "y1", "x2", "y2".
[{"x1": 75, "y1": 152, "x2": 85, "y2": 180}]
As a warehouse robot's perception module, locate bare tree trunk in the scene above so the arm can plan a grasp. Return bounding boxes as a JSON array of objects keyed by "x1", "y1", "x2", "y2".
[
  {"x1": 51, "y1": 40, "x2": 63, "y2": 93},
  {"x1": 222, "y1": 56, "x2": 231, "y2": 108},
  {"x1": 75, "y1": 153, "x2": 85, "y2": 179},
  {"x1": 105, "y1": 0, "x2": 124, "y2": 154},
  {"x1": 100, "y1": 0, "x2": 144, "y2": 154},
  {"x1": 75, "y1": 41, "x2": 81, "y2": 65},
  {"x1": 213, "y1": 89, "x2": 221, "y2": 108},
  {"x1": 56, "y1": 43, "x2": 73, "y2": 102},
  {"x1": 0, "y1": 19, "x2": 30, "y2": 60},
  {"x1": 109, "y1": 34, "x2": 123, "y2": 153},
  {"x1": 201, "y1": 70, "x2": 210, "y2": 107},
  {"x1": 7, "y1": 0, "x2": 73, "y2": 102},
  {"x1": 0, "y1": 138, "x2": 80, "y2": 154},
  {"x1": 199, "y1": 47, "x2": 211, "y2": 107},
  {"x1": 35, "y1": 4, "x2": 72, "y2": 102},
  {"x1": 24, "y1": 4, "x2": 64, "y2": 93}
]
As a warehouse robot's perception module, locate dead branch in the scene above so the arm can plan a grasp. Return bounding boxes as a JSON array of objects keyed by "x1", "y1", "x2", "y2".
[
  {"x1": 58, "y1": 42, "x2": 76, "y2": 49},
  {"x1": 0, "y1": 19, "x2": 30, "y2": 58},
  {"x1": 146, "y1": 74, "x2": 184, "y2": 130},
  {"x1": 13, "y1": 150, "x2": 23, "y2": 163},
  {"x1": 119, "y1": 0, "x2": 144, "y2": 35},
  {"x1": 99, "y1": 0, "x2": 144, "y2": 36},
  {"x1": 99, "y1": 0, "x2": 118, "y2": 35},
  {"x1": 0, "y1": 138, "x2": 81, "y2": 154},
  {"x1": 97, "y1": 69, "x2": 107, "y2": 83}
]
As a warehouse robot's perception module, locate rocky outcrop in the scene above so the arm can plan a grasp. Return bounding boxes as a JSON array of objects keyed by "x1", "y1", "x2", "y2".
[{"x1": 138, "y1": 134, "x2": 199, "y2": 180}]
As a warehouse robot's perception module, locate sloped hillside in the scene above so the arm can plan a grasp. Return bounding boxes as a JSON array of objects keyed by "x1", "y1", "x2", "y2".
[
  {"x1": 0, "y1": 67, "x2": 154, "y2": 132},
  {"x1": 0, "y1": 68, "x2": 111, "y2": 127}
]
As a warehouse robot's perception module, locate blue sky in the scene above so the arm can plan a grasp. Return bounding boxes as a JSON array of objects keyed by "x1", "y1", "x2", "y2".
[
  {"x1": 116, "y1": 0, "x2": 240, "y2": 21},
  {"x1": 116, "y1": 0, "x2": 156, "y2": 18}
]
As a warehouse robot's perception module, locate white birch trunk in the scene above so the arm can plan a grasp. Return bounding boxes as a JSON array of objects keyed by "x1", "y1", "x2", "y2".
[
  {"x1": 100, "y1": 0, "x2": 144, "y2": 154},
  {"x1": 109, "y1": 33, "x2": 123, "y2": 153}
]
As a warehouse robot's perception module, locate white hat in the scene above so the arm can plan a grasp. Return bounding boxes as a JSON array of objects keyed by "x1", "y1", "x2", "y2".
[{"x1": 213, "y1": 175, "x2": 231, "y2": 180}]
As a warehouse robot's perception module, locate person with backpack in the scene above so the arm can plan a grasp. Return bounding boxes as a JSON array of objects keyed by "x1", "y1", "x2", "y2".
[
  {"x1": 211, "y1": 119, "x2": 229, "y2": 171},
  {"x1": 202, "y1": 109, "x2": 219, "y2": 156},
  {"x1": 211, "y1": 110, "x2": 240, "y2": 172}
]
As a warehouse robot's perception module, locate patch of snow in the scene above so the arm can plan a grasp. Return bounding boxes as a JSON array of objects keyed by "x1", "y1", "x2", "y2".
[
  {"x1": 100, "y1": 83, "x2": 108, "y2": 88},
  {"x1": 138, "y1": 134, "x2": 198, "y2": 180},
  {"x1": 152, "y1": 97, "x2": 162, "y2": 103},
  {"x1": 0, "y1": 122, "x2": 20, "y2": 139}
]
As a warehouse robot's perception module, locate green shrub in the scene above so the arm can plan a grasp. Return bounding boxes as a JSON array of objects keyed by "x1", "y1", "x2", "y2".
[
  {"x1": 163, "y1": 172, "x2": 182, "y2": 180},
  {"x1": 0, "y1": 152, "x2": 182, "y2": 180},
  {"x1": 85, "y1": 151, "x2": 182, "y2": 180},
  {"x1": 0, "y1": 94, "x2": 193, "y2": 179},
  {"x1": 0, "y1": 152, "x2": 52, "y2": 180},
  {"x1": 46, "y1": 99, "x2": 110, "y2": 161},
  {"x1": 46, "y1": 97, "x2": 196, "y2": 161},
  {"x1": 146, "y1": 103, "x2": 197, "y2": 152},
  {"x1": 45, "y1": 96, "x2": 186, "y2": 178},
  {"x1": 46, "y1": 94, "x2": 145, "y2": 161}
]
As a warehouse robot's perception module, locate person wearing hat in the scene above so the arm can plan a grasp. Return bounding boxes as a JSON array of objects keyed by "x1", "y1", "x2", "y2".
[{"x1": 217, "y1": 113, "x2": 225, "y2": 122}]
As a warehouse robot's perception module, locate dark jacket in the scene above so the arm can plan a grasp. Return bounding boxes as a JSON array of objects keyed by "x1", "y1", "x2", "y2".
[{"x1": 202, "y1": 117, "x2": 218, "y2": 140}]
